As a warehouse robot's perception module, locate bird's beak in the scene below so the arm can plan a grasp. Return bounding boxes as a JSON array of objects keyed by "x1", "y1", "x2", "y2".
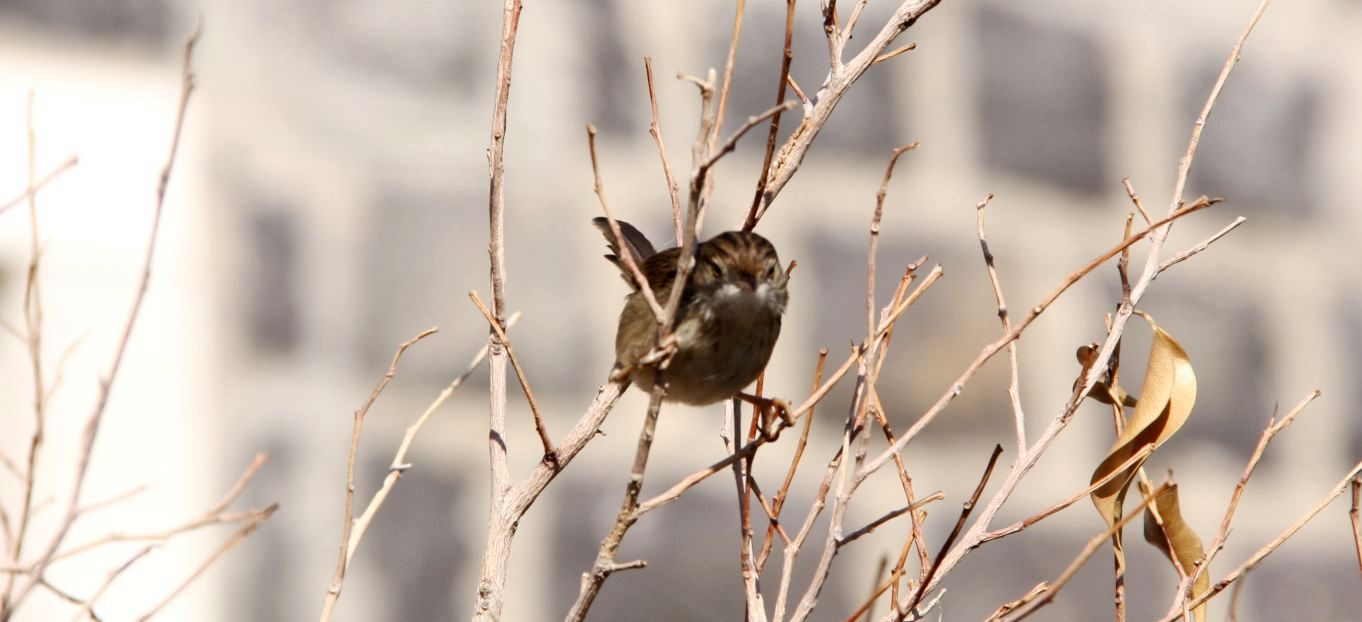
[{"x1": 738, "y1": 274, "x2": 756, "y2": 291}]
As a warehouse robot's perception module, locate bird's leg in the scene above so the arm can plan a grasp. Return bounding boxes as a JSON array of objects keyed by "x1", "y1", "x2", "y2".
[
  {"x1": 638, "y1": 333, "x2": 680, "y2": 368},
  {"x1": 737, "y1": 393, "x2": 794, "y2": 441},
  {"x1": 613, "y1": 334, "x2": 681, "y2": 383}
]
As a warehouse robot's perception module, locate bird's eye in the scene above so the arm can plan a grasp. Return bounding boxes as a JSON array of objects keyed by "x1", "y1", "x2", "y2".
[{"x1": 763, "y1": 264, "x2": 779, "y2": 280}]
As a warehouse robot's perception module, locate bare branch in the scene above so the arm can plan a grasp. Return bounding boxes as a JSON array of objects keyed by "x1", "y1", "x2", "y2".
[
  {"x1": 7, "y1": 25, "x2": 203, "y2": 612},
  {"x1": 474, "y1": 0, "x2": 525, "y2": 616}
]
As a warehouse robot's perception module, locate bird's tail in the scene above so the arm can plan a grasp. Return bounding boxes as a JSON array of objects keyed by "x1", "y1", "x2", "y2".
[{"x1": 591, "y1": 217, "x2": 657, "y2": 288}]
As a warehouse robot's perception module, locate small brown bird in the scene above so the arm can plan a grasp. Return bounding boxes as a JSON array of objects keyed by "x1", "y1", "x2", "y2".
[{"x1": 594, "y1": 217, "x2": 788, "y2": 406}]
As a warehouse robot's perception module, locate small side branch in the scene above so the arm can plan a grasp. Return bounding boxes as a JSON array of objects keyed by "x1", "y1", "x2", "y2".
[
  {"x1": 137, "y1": 505, "x2": 277, "y2": 621},
  {"x1": 1349, "y1": 477, "x2": 1362, "y2": 584},
  {"x1": 904, "y1": 445, "x2": 1002, "y2": 615},
  {"x1": 642, "y1": 57, "x2": 683, "y2": 245},
  {"x1": 974, "y1": 194, "x2": 1026, "y2": 453},
  {"x1": 470, "y1": 293, "x2": 554, "y2": 459}
]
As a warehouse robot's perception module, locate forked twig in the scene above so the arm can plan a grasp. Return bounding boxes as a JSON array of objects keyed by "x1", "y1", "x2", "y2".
[{"x1": 320, "y1": 327, "x2": 436, "y2": 621}]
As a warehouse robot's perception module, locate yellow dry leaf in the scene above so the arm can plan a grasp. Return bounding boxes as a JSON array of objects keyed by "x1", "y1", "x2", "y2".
[
  {"x1": 1089, "y1": 314, "x2": 1197, "y2": 574},
  {"x1": 1141, "y1": 481, "x2": 1209, "y2": 622}
]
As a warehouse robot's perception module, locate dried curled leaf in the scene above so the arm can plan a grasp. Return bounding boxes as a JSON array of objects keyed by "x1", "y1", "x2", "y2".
[
  {"x1": 1089, "y1": 314, "x2": 1197, "y2": 573},
  {"x1": 1141, "y1": 481, "x2": 1209, "y2": 622}
]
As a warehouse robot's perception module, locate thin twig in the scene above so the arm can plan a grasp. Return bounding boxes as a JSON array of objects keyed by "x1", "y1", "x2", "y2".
[
  {"x1": 6, "y1": 92, "x2": 47, "y2": 612},
  {"x1": 138, "y1": 505, "x2": 277, "y2": 621},
  {"x1": 36, "y1": 454, "x2": 267, "y2": 567},
  {"x1": 564, "y1": 390, "x2": 664, "y2": 622},
  {"x1": 0, "y1": 156, "x2": 78, "y2": 217},
  {"x1": 1121, "y1": 177, "x2": 1153, "y2": 225},
  {"x1": 903, "y1": 445, "x2": 1003, "y2": 616},
  {"x1": 999, "y1": 484, "x2": 1171, "y2": 622},
  {"x1": 978, "y1": 444, "x2": 1156, "y2": 545},
  {"x1": 698, "y1": 101, "x2": 797, "y2": 182},
  {"x1": 727, "y1": 400, "x2": 766, "y2": 621},
  {"x1": 346, "y1": 313, "x2": 517, "y2": 569},
  {"x1": 1154, "y1": 459, "x2": 1362, "y2": 622},
  {"x1": 975, "y1": 194, "x2": 1026, "y2": 454},
  {"x1": 1349, "y1": 476, "x2": 1362, "y2": 586},
  {"x1": 320, "y1": 328, "x2": 435, "y2": 621},
  {"x1": 5, "y1": 25, "x2": 202, "y2": 615},
  {"x1": 865, "y1": 555, "x2": 888, "y2": 622},
  {"x1": 744, "y1": 0, "x2": 798, "y2": 229},
  {"x1": 709, "y1": 0, "x2": 746, "y2": 140},
  {"x1": 869, "y1": 144, "x2": 921, "y2": 338},
  {"x1": 1165, "y1": 391, "x2": 1320, "y2": 618},
  {"x1": 1227, "y1": 572, "x2": 1247, "y2": 622},
  {"x1": 586, "y1": 124, "x2": 667, "y2": 321},
  {"x1": 786, "y1": 75, "x2": 810, "y2": 110},
  {"x1": 75, "y1": 485, "x2": 149, "y2": 517},
  {"x1": 752, "y1": 0, "x2": 946, "y2": 228},
  {"x1": 757, "y1": 349, "x2": 828, "y2": 570},
  {"x1": 1156, "y1": 217, "x2": 1246, "y2": 273},
  {"x1": 469, "y1": 293, "x2": 553, "y2": 458},
  {"x1": 64, "y1": 546, "x2": 154, "y2": 622},
  {"x1": 838, "y1": 492, "x2": 944, "y2": 547},
  {"x1": 873, "y1": 42, "x2": 917, "y2": 65},
  {"x1": 643, "y1": 57, "x2": 683, "y2": 245}
]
